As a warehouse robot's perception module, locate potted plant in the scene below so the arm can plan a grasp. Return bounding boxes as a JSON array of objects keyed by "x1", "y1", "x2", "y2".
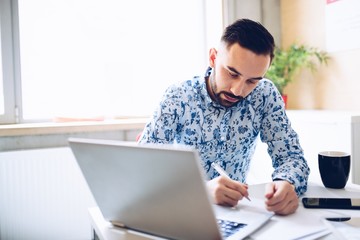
[{"x1": 265, "y1": 43, "x2": 330, "y2": 107}]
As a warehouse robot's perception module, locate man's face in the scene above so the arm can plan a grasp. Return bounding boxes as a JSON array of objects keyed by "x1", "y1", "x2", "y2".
[{"x1": 207, "y1": 43, "x2": 271, "y2": 107}]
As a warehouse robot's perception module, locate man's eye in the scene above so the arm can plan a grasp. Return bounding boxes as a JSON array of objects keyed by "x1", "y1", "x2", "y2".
[
  {"x1": 247, "y1": 79, "x2": 258, "y2": 84},
  {"x1": 228, "y1": 72, "x2": 238, "y2": 78}
]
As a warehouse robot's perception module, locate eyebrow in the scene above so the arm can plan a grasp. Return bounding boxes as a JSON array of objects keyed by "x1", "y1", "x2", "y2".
[{"x1": 227, "y1": 66, "x2": 263, "y2": 81}]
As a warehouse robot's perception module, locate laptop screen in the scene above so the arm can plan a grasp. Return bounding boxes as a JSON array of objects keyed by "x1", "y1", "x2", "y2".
[{"x1": 69, "y1": 138, "x2": 272, "y2": 240}]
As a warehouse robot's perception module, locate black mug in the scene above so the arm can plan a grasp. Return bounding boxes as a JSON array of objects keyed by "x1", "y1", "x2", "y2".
[{"x1": 318, "y1": 151, "x2": 351, "y2": 189}]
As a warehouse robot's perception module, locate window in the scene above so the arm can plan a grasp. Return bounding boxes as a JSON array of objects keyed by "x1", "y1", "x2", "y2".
[{"x1": 0, "y1": 0, "x2": 222, "y2": 123}]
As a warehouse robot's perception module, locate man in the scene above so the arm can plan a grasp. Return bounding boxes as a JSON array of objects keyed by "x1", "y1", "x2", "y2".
[{"x1": 139, "y1": 18, "x2": 310, "y2": 216}]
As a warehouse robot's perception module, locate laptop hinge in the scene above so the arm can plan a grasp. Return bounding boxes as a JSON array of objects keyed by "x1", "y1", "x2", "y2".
[{"x1": 110, "y1": 220, "x2": 126, "y2": 228}]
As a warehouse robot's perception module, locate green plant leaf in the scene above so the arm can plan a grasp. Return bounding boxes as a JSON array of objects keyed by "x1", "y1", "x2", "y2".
[{"x1": 265, "y1": 43, "x2": 329, "y2": 94}]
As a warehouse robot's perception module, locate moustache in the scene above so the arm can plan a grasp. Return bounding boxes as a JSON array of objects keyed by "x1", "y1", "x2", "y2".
[{"x1": 219, "y1": 92, "x2": 244, "y2": 101}]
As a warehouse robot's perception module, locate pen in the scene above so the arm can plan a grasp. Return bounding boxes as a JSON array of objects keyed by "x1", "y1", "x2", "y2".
[{"x1": 211, "y1": 162, "x2": 251, "y2": 201}]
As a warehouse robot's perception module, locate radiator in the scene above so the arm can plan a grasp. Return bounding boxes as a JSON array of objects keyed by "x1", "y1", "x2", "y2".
[{"x1": 0, "y1": 147, "x2": 97, "y2": 240}]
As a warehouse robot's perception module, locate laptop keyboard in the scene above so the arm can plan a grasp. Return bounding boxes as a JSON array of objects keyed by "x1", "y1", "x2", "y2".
[{"x1": 217, "y1": 219, "x2": 247, "y2": 238}]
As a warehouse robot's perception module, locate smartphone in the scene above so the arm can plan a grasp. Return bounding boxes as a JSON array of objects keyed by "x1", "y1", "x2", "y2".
[{"x1": 302, "y1": 197, "x2": 360, "y2": 210}]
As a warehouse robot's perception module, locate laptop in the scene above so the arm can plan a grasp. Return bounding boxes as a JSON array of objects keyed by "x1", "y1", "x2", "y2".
[{"x1": 69, "y1": 138, "x2": 273, "y2": 240}]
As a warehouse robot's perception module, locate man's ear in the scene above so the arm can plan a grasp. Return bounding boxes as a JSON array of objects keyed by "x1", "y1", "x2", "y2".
[{"x1": 209, "y1": 48, "x2": 217, "y2": 68}]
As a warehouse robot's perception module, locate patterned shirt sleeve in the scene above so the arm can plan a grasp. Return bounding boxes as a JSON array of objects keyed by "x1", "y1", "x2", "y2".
[
  {"x1": 259, "y1": 86, "x2": 310, "y2": 196},
  {"x1": 140, "y1": 84, "x2": 184, "y2": 144}
]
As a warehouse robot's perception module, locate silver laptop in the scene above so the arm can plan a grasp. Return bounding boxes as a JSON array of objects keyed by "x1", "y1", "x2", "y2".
[{"x1": 69, "y1": 138, "x2": 273, "y2": 240}]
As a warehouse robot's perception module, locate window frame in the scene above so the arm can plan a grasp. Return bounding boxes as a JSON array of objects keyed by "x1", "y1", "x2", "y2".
[{"x1": 0, "y1": 0, "x2": 19, "y2": 124}]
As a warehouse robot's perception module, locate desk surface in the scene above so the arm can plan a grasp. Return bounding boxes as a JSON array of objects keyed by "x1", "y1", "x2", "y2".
[
  {"x1": 250, "y1": 182, "x2": 360, "y2": 240},
  {"x1": 89, "y1": 182, "x2": 360, "y2": 240}
]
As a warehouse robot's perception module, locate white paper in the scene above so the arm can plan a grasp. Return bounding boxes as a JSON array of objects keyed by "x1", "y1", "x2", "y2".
[
  {"x1": 248, "y1": 203, "x2": 330, "y2": 240},
  {"x1": 323, "y1": 217, "x2": 360, "y2": 240}
]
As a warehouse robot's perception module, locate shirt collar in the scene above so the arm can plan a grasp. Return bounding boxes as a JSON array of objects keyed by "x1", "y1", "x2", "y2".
[{"x1": 199, "y1": 68, "x2": 223, "y2": 109}]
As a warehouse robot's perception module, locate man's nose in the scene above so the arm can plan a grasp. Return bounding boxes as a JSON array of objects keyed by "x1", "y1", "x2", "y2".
[{"x1": 230, "y1": 79, "x2": 245, "y2": 97}]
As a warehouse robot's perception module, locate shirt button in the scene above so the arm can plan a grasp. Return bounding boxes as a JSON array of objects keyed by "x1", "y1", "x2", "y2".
[{"x1": 221, "y1": 137, "x2": 225, "y2": 141}]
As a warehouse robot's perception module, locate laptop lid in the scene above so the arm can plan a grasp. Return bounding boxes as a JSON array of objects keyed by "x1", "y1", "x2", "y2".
[{"x1": 69, "y1": 138, "x2": 272, "y2": 240}]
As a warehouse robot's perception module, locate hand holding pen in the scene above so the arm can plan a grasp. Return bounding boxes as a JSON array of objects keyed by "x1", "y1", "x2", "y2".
[{"x1": 210, "y1": 162, "x2": 251, "y2": 204}]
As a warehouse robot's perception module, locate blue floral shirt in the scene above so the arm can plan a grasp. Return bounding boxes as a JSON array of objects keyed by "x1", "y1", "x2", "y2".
[{"x1": 139, "y1": 73, "x2": 310, "y2": 196}]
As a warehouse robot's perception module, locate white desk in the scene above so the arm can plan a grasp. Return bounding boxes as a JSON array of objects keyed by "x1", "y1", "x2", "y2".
[{"x1": 89, "y1": 182, "x2": 360, "y2": 240}]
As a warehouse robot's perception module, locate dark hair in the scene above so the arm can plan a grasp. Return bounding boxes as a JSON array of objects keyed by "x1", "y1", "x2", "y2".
[{"x1": 221, "y1": 18, "x2": 275, "y2": 61}]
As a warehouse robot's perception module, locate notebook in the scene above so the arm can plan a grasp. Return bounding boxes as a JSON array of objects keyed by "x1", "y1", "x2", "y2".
[{"x1": 69, "y1": 138, "x2": 273, "y2": 240}]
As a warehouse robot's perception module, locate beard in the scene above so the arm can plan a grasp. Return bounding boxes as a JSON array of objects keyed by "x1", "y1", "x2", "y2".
[{"x1": 207, "y1": 70, "x2": 244, "y2": 108}]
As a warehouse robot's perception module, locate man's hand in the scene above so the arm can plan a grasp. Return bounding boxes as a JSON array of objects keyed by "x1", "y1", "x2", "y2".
[
  {"x1": 206, "y1": 176, "x2": 249, "y2": 207},
  {"x1": 265, "y1": 180, "x2": 299, "y2": 215}
]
